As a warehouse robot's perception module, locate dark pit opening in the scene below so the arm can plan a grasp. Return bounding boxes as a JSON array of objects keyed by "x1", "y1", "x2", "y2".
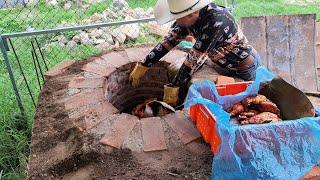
[{"x1": 105, "y1": 62, "x2": 180, "y2": 118}]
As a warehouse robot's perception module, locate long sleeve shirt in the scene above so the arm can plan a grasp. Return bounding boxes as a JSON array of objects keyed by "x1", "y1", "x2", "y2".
[{"x1": 142, "y1": 3, "x2": 252, "y2": 86}]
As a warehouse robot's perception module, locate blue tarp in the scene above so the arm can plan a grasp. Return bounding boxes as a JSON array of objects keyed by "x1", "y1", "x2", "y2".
[{"x1": 185, "y1": 67, "x2": 320, "y2": 179}]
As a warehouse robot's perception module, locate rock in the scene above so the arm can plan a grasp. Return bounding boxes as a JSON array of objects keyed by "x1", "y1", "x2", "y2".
[
  {"x1": 67, "y1": 88, "x2": 81, "y2": 96},
  {"x1": 112, "y1": 0, "x2": 128, "y2": 10},
  {"x1": 26, "y1": 26, "x2": 35, "y2": 32},
  {"x1": 123, "y1": 24, "x2": 140, "y2": 39},
  {"x1": 111, "y1": 28, "x2": 126, "y2": 44},
  {"x1": 101, "y1": 33, "x2": 114, "y2": 45},
  {"x1": 94, "y1": 38, "x2": 106, "y2": 45},
  {"x1": 72, "y1": 35, "x2": 81, "y2": 43},
  {"x1": 88, "y1": 0, "x2": 103, "y2": 4},
  {"x1": 64, "y1": 2, "x2": 72, "y2": 9},
  {"x1": 79, "y1": 32, "x2": 90, "y2": 44},
  {"x1": 135, "y1": 7, "x2": 148, "y2": 18},
  {"x1": 89, "y1": 29, "x2": 104, "y2": 39},
  {"x1": 27, "y1": 0, "x2": 39, "y2": 5},
  {"x1": 55, "y1": 35, "x2": 68, "y2": 45},
  {"x1": 90, "y1": 13, "x2": 103, "y2": 22},
  {"x1": 102, "y1": 9, "x2": 118, "y2": 19},
  {"x1": 46, "y1": 0, "x2": 58, "y2": 6},
  {"x1": 95, "y1": 42, "x2": 112, "y2": 50},
  {"x1": 146, "y1": 7, "x2": 154, "y2": 16},
  {"x1": 147, "y1": 23, "x2": 169, "y2": 37},
  {"x1": 66, "y1": 40, "x2": 77, "y2": 48}
]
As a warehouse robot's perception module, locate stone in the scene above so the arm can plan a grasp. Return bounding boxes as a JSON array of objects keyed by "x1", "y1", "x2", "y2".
[
  {"x1": 67, "y1": 88, "x2": 81, "y2": 96},
  {"x1": 55, "y1": 35, "x2": 68, "y2": 45},
  {"x1": 79, "y1": 32, "x2": 90, "y2": 45},
  {"x1": 45, "y1": 60, "x2": 75, "y2": 78},
  {"x1": 90, "y1": 13, "x2": 103, "y2": 23},
  {"x1": 146, "y1": 7, "x2": 154, "y2": 16},
  {"x1": 95, "y1": 42, "x2": 112, "y2": 50},
  {"x1": 66, "y1": 40, "x2": 77, "y2": 48},
  {"x1": 93, "y1": 38, "x2": 106, "y2": 45},
  {"x1": 147, "y1": 23, "x2": 170, "y2": 37},
  {"x1": 111, "y1": 28, "x2": 126, "y2": 44},
  {"x1": 46, "y1": 0, "x2": 58, "y2": 6},
  {"x1": 64, "y1": 2, "x2": 72, "y2": 9},
  {"x1": 112, "y1": 0, "x2": 128, "y2": 10},
  {"x1": 89, "y1": 29, "x2": 104, "y2": 39},
  {"x1": 122, "y1": 24, "x2": 140, "y2": 40},
  {"x1": 101, "y1": 33, "x2": 114, "y2": 45},
  {"x1": 88, "y1": 0, "x2": 103, "y2": 4},
  {"x1": 102, "y1": 9, "x2": 118, "y2": 19},
  {"x1": 134, "y1": 7, "x2": 147, "y2": 18},
  {"x1": 72, "y1": 35, "x2": 81, "y2": 43},
  {"x1": 125, "y1": 46, "x2": 153, "y2": 62}
]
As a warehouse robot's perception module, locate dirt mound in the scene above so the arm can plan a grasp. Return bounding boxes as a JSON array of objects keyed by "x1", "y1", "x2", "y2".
[{"x1": 27, "y1": 47, "x2": 215, "y2": 179}]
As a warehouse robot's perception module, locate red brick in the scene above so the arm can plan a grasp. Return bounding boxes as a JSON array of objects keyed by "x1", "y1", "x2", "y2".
[
  {"x1": 81, "y1": 62, "x2": 116, "y2": 77},
  {"x1": 125, "y1": 47, "x2": 153, "y2": 62},
  {"x1": 101, "y1": 52, "x2": 130, "y2": 68},
  {"x1": 162, "y1": 49, "x2": 187, "y2": 64},
  {"x1": 92, "y1": 57, "x2": 116, "y2": 68},
  {"x1": 302, "y1": 166, "x2": 320, "y2": 180},
  {"x1": 99, "y1": 114, "x2": 138, "y2": 148},
  {"x1": 164, "y1": 111, "x2": 201, "y2": 144},
  {"x1": 141, "y1": 117, "x2": 167, "y2": 152},
  {"x1": 65, "y1": 88, "x2": 104, "y2": 110},
  {"x1": 84, "y1": 101, "x2": 119, "y2": 130},
  {"x1": 215, "y1": 75, "x2": 235, "y2": 85},
  {"x1": 68, "y1": 75, "x2": 105, "y2": 89},
  {"x1": 45, "y1": 60, "x2": 75, "y2": 78}
]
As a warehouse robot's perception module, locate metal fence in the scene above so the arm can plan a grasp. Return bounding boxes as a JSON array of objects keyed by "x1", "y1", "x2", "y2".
[{"x1": 0, "y1": 0, "x2": 165, "y2": 117}]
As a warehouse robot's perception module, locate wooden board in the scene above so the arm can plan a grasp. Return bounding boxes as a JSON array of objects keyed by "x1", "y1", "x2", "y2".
[{"x1": 241, "y1": 14, "x2": 318, "y2": 92}]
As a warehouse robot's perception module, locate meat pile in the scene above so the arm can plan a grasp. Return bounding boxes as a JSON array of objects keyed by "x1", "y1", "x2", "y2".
[
  {"x1": 132, "y1": 98, "x2": 175, "y2": 118},
  {"x1": 227, "y1": 94, "x2": 282, "y2": 125}
]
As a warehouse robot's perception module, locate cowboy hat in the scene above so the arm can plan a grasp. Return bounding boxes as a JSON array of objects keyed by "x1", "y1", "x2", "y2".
[{"x1": 154, "y1": 0, "x2": 212, "y2": 25}]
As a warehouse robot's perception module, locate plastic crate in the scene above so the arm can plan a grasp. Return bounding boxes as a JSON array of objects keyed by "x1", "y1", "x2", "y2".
[{"x1": 189, "y1": 81, "x2": 253, "y2": 154}]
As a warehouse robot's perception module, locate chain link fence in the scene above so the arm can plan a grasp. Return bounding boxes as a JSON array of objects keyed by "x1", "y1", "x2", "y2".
[{"x1": 0, "y1": 0, "x2": 320, "y2": 178}]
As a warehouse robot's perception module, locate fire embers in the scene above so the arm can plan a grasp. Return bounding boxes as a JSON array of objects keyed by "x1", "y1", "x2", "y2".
[
  {"x1": 132, "y1": 98, "x2": 175, "y2": 118},
  {"x1": 227, "y1": 94, "x2": 282, "y2": 125}
]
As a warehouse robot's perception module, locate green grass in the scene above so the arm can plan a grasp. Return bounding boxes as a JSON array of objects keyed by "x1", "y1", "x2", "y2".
[{"x1": 1, "y1": 0, "x2": 320, "y2": 179}]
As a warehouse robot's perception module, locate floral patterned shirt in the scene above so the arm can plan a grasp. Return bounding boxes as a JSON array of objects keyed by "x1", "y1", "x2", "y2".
[{"x1": 142, "y1": 3, "x2": 253, "y2": 85}]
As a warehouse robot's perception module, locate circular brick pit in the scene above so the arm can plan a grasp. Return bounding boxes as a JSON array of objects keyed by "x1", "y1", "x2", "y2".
[
  {"x1": 105, "y1": 62, "x2": 170, "y2": 114},
  {"x1": 27, "y1": 46, "x2": 215, "y2": 179}
]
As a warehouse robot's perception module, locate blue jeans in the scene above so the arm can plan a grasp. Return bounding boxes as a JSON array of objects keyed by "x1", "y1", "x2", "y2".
[{"x1": 234, "y1": 50, "x2": 261, "y2": 81}]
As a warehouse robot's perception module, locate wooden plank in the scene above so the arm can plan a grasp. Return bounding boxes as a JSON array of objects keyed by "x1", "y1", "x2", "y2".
[
  {"x1": 317, "y1": 45, "x2": 320, "y2": 69},
  {"x1": 316, "y1": 22, "x2": 320, "y2": 44},
  {"x1": 266, "y1": 15, "x2": 292, "y2": 82},
  {"x1": 289, "y1": 14, "x2": 317, "y2": 92},
  {"x1": 240, "y1": 16, "x2": 268, "y2": 67}
]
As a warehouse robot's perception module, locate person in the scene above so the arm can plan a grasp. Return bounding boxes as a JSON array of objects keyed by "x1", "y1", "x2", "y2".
[{"x1": 129, "y1": 0, "x2": 261, "y2": 107}]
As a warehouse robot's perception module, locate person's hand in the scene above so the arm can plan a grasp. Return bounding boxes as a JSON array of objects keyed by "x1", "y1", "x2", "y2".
[
  {"x1": 129, "y1": 62, "x2": 149, "y2": 87},
  {"x1": 163, "y1": 84, "x2": 179, "y2": 107}
]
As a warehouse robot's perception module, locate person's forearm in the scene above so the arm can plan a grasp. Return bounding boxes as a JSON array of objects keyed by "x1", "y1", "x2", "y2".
[
  {"x1": 172, "y1": 63, "x2": 192, "y2": 87},
  {"x1": 141, "y1": 43, "x2": 170, "y2": 67}
]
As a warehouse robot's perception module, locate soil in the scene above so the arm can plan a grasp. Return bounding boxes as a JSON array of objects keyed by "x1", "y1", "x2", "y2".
[{"x1": 27, "y1": 54, "x2": 214, "y2": 180}]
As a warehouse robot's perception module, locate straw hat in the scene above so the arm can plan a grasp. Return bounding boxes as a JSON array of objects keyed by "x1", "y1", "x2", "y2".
[{"x1": 154, "y1": 0, "x2": 212, "y2": 24}]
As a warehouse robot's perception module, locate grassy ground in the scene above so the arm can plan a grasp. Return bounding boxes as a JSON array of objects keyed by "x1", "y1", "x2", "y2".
[{"x1": 0, "y1": 0, "x2": 320, "y2": 179}]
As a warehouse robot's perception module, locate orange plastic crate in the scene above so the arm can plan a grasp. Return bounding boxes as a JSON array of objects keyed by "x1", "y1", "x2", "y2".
[{"x1": 189, "y1": 81, "x2": 253, "y2": 154}]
